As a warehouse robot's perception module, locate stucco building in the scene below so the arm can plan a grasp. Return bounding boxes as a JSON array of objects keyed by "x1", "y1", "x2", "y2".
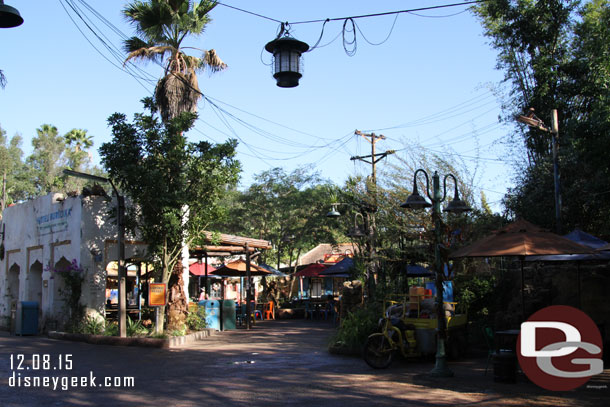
[{"x1": 0, "y1": 192, "x2": 148, "y2": 331}]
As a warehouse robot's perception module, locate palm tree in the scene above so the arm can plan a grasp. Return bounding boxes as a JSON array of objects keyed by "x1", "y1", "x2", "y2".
[
  {"x1": 64, "y1": 129, "x2": 94, "y2": 171},
  {"x1": 123, "y1": 0, "x2": 227, "y2": 122}
]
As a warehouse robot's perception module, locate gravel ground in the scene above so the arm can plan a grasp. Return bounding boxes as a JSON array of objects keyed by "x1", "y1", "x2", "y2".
[{"x1": 0, "y1": 319, "x2": 608, "y2": 407}]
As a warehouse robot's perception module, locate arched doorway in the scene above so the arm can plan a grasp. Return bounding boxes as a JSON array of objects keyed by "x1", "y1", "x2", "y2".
[
  {"x1": 52, "y1": 257, "x2": 71, "y2": 317},
  {"x1": 27, "y1": 260, "x2": 43, "y2": 305},
  {"x1": 7, "y1": 263, "x2": 20, "y2": 305}
]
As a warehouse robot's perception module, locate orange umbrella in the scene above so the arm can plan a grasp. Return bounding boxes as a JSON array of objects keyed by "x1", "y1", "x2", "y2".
[
  {"x1": 210, "y1": 259, "x2": 272, "y2": 277},
  {"x1": 449, "y1": 219, "x2": 593, "y2": 318}
]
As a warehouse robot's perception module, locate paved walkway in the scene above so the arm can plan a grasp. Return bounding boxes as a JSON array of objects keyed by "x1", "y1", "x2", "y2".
[{"x1": 0, "y1": 319, "x2": 608, "y2": 406}]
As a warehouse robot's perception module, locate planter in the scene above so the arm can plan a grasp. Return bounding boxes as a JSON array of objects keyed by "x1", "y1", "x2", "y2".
[{"x1": 47, "y1": 329, "x2": 216, "y2": 348}]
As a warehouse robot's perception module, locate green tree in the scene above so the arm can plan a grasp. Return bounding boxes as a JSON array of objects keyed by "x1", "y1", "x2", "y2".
[
  {"x1": 0, "y1": 126, "x2": 35, "y2": 211},
  {"x1": 217, "y1": 167, "x2": 340, "y2": 270},
  {"x1": 100, "y1": 99, "x2": 240, "y2": 331},
  {"x1": 27, "y1": 124, "x2": 67, "y2": 195},
  {"x1": 123, "y1": 0, "x2": 227, "y2": 122},
  {"x1": 64, "y1": 128, "x2": 94, "y2": 172},
  {"x1": 476, "y1": 0, "x2": 610, "y2": 235}
]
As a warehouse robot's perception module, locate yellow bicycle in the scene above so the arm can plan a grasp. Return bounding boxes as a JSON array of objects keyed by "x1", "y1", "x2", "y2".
[{"x1": 363, "y1": 297, "x2": 419, "y2": 369}]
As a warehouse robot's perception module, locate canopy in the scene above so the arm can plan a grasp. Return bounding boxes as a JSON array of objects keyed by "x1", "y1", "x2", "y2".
[
  {"x1": 320, "y1": 257, "x2": 354, "y2": 278},
  {"x1": 450, "y1": 219, "x2": 593, "y2": 259},
  {"x1": 405, "y1": 263, "x2": 433, "y2": 278},
  {"x1": 449, "y1": 219, "x2": 593, "y2": 318},
  {"x1": 259, "y1": 263, "x2": 288, "y2": 277},
  {"x1": 526, "y1": 229, "x2": 610, "y2": 262},
  {"x1": 189, "y1": 262, "x2": 216, "y2": 276},
  {"x1": 596, "y1": 243, "x2": 610, "y2": 252},
  {"x1": 293, "y1": 263, "x2": 328, "y2": 278},
  {"x1": 210, "y1": 259, "x2": 272, "y2": 277},
  {"x1": 563, "y1": 229, "x2": 608, "y2": 249}
]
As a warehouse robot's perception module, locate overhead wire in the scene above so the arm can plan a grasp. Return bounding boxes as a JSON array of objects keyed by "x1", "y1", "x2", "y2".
[{"x1": 58, "y1": 0, "x2": 509, "y2": 188}]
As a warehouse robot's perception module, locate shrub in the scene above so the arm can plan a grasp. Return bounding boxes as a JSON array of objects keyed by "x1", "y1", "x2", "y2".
[
  {"x1": 80, "y1": 316, "x2": 105, "y2": 335},
  {"x1": 126, "y1": 316, "x2": 149, "y2": 337},
  {"x1": 186, "y1": 306, "x2": 207, "y2": 331},
  {"x1": 328, "y1": 305, "x2": 380, "y2": 355}
]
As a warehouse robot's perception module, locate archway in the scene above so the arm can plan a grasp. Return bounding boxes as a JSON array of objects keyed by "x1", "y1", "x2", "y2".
[
  {"x1": 7, "y1": 263, "x2": 20, "y2": 305},
  {"x1": 52, "y1": 257, "x2": 71, "y2": 313},
  {"x1": 27, "y1": 260, "x2": 43, "y2": 305}
]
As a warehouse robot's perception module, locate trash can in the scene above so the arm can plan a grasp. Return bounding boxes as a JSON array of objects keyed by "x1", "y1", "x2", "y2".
[
  {"x1": 493, "y1": 350, "x2": 517, "y2": 383},
  {"x1": 220, "y1": 300, "x2": 236, "y2": 331},
  {"x1": 15, "y1": 301, "x2": 39, "y2": 336},
  {"x1": 198, "y1": 300, "x2": 220, "y2": 331}
]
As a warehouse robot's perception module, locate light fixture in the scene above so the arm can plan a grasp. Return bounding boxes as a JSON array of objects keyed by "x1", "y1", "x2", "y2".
[
  {"x1": 400, "y1": 178, "x2": 431, "y2": 209},
  {"x1": 265, "y1": 26, "x2": 309, "y2": 88},
  {"x1": 0, "y1": 1, "x2": 23, "y2": 28},
  {"x1": 326, "y1": 204, "x2": 341, "y2": 218},
  {"x1": 443, "y1": 183, "x2": 471, "y2": 214},
  {"x1": 347, "y1": 213, "x2": 366, "y2": 238}
]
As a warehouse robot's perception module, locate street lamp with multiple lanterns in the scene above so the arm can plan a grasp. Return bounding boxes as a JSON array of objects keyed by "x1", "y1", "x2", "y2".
[{"x1": 400, "y1": 169, "x2": 471, "y2": 377}]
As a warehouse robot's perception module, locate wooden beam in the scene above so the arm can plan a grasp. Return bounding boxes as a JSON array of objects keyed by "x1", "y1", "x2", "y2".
[{"x1": 200, "y1": 231, "x2": 272, "y2": 250}]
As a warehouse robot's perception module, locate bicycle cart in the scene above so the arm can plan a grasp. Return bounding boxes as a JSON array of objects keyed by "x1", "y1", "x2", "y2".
[{"x1": 363, "y1": 294, "x2": 467, "y2": 369}]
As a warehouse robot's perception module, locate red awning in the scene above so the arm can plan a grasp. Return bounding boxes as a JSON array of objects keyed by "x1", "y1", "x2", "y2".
[
  {"x1": 189, "y1": 262, "x2": 217, "y2": 276},
  {"x1": 293, "y1": 263, "x2": 328, "y2": 278}
]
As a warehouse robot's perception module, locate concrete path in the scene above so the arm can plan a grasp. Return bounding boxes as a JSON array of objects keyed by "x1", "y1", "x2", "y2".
[{"x1": 0, "y1": 320, "x2": 608, "y2": 406}]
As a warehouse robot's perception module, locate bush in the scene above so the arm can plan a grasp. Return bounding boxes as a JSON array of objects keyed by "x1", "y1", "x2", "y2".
[
  {"x1": 126, "y1": 316, "x2": 149, "y2": 336},
  {"x1": 104, "y1": 321, "x2": 119, "y2": 336},
  {"x1": 186, "y1": 306, "x2": 207, "y2": 331},
  {"x1": 328, "y1": 305, "x2": 380, "y2": 355},
  {"x1": 79, "y1": 316, "x2": 105, "y2": 335}
]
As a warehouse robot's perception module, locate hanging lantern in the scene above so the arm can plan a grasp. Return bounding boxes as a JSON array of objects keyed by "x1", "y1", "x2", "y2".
[
  {"x1": 265, "y1": 33, "x2": 309, "y2": 88},
  {"x1": 0, "y1": 1, "x2": 23, "y2": 28}
]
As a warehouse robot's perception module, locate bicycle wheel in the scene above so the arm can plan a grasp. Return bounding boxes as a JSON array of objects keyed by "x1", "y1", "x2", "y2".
[{"x1": 363, "y1": 333, "x2": 394, "y2": 369}]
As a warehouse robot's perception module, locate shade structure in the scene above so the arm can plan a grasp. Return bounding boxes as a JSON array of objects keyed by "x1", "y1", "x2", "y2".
[
  {"x1": 320, "y1": 257, "x2": 354, "y2": 278},
  {"x1": 259, "y1": 263, "x2": 288, "y2": 277},
  {"x1": 564, "y1": 229, "x2": 608, "y2": 249},
  {"x1": 189, "y1": 262, "x2": 216, "y2": 276},
  {"x1": 596, "y1": 243, "x2": 610, "y2": 252},
  {"x1": 405, "y1": 263, "x2": 433, "y2": 278},
  {"x1": 449, "y1": 219, "x2": 593, "y2": 259},
  {"x1": 525, "y1": 229, "x2": 610, "y2": 262},
  {"x1": 449, "y1": 219, "x2": 593, "y2": 319},
  {"x1": 210, "y1": 259, "x2": 272, "y2": 277},
  {"x1": 293, "y1": 263, "x2": 328, "y2": 278}
]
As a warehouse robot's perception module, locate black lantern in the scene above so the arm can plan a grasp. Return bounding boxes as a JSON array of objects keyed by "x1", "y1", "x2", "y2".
[
  {"x1": 0, "y1": 1, "x2": 23, "y2": 28},
  {"x1": 265, "y1": 34, "x2": 309, "y2": 88}
]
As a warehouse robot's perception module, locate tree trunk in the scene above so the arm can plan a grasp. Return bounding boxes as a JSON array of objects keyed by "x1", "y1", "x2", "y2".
[{"x1": 166, "y1": 263, "x2": 188, "y2": 331}]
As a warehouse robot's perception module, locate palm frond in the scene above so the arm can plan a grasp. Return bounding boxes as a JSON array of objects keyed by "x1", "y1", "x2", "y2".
[
  {"x1": 155, "y1": 71, "x2": 201, "y2": 122},
  {"x1": 200, "y1": 49, "x2": 227, "y2": 73},
  {"x1": 125, "y1": 45, "x2": 176, "y2": 65}
]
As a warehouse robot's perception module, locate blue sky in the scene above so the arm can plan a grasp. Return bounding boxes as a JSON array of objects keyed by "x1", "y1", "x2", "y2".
[{"x1": 0, "y1": 1, "x2": 515, "y2": 210}]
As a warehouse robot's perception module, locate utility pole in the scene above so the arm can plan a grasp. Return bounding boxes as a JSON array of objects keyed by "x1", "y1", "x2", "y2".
[
  {"x1": 350, "y1": 130, "x2": 395, "y2": 295},
  {"x1": 517, "y1": 108, "x2": 561, "y2": 233}
]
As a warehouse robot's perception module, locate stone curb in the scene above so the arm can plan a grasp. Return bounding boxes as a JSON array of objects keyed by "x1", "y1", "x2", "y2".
[{"x1": 47, "y1": 329, "x2": 217, "y2": 349}]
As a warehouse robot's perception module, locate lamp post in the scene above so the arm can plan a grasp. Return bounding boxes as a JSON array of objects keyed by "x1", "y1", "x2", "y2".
[
  {"x1": 63, "y1": 169, "x2": 127, "y2": 338},
  {"x1": 327, "y1": 203, "x2": 375, "y2": 295},
  {"x1": 400, "y1": 169, "x2": 471, "y2": 377},
  {"x1": 516, "y1": 108, "x2": 561, "y2": 233}
]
